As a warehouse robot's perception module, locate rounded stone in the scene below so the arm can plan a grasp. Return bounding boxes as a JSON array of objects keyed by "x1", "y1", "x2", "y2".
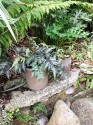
[
  {"x1": 46, "y1": 100, "x2": 80, "y2": 125},
  {"x1": 71, "y1": 98, "x2": 93, "y2": 125}
]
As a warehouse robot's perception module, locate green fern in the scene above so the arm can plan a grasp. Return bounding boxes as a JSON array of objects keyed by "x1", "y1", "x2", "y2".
[{"x1": 0, "y1": 0, "x2": 93, "y2": 53}]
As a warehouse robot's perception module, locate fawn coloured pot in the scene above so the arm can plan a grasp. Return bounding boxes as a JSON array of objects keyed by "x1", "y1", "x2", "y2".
[
  {"x1": 61, "y1": 57, "x2": 71, "y2": 78},
  {"x1": 25, "y1": 68, "x2": 48, "y2": 90}
]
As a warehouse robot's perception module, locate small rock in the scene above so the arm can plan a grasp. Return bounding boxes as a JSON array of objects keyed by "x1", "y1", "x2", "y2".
[
  {"x1": 71, "y1": 98, "x2": 93, "y2": 125},
  {"x1": 12, "y1": 91, "x2": 22, "y2": 98},
  {"x1": 80, "y1": 63, "x2": 93, "y2": 74},
  {"x1": 65, "y1": 86, "x2": 75, "y2": 95},
  {"x1": 20, "y1": 107, "x2": 30, "y2": 114},
  {"x1": 36, "y1": 115, "x2": 48, "y2": 125},
  {"x1": 46, "y1": 100, "x2": 80, "y2": 125}
]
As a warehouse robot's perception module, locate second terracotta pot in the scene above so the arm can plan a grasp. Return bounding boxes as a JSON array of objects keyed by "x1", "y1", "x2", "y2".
[
  {"x1": 61, "y1": 57, "x2": 71, "y2": 78},
  {"x1": 25, "y1": 68, "x2": 48, "y2": 90}
]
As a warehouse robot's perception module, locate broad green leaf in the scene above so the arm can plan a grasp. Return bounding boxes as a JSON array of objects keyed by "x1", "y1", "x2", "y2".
[{"x1": 0, "y1": 8, "x2": 16, "y2": 41}]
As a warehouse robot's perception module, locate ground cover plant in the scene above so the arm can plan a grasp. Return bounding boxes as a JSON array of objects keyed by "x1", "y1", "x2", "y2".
[{"x1": 0, "y1": 102, "x2": 47, "y2": 125}]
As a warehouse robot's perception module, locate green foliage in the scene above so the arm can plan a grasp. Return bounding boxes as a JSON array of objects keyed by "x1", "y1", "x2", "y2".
[
  {"x1": 32, "y1": 102, "x2": 47, "y2": 114},
  {"x1": 0, "y1": 1, "x2": 17, "y2": 42},
  {"x1": 1, "y1": 103, "x2": 47, "y2": 125},
  {"x1": 0, "y1": 62, "x2": 11, "y2": 76},
  {"x1": 26, "y1": 45, "x2": 61, "y2": 79},
  {"x1": 15, "y1": 113, "x2": 32, "y2": 123},
  {"x1": 86, "y1": 79, "x2": 93, "y2": 88},
  {"x1": 4, "y1": 108, "x2": 33, "y2": 125},
  {"x1": 0, "y1": 46, "x2": 29, "y2": 77},
  {"x1": 63, "y1": 0, "x2": 93, "y2": 3},
  {"x1": 73, "y1": 79, "x2": 80, "y2": 88},
  {"x1": 0, "y1": 42, "x2": 62, "y2": 80},
  {"x1": 55, "y1": 48, "x2": 64, "y2": 59},
  {"x1": 45, "y1": 9, "x2": 91, "y2": 44},
  {"x1": 76, "y1": 53, "x2": 83, "y2": 61},
  {"x1": 0, "y1": 107, "x2": 17, "y2": 125},
  {"x1": 0, "y1": 0, "x2": 93, "y2": 53},
  {"x1": 78, "y1": 39, "x2": 93, "y2": 61},
  {"x1": 73, "y1": 75, "x2": 93, "y2": 89},
  {"x1": 87, "y1": 41, "x2": 93, "y2": 61}
]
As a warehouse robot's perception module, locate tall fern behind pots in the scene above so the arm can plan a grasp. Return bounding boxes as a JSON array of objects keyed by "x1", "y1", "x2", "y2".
[{"x1": 25, "y1": 68, "x2": 48, "y2": 90}]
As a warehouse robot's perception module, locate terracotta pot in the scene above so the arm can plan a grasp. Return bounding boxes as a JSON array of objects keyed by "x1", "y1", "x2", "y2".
[
  {"x1": 61, "y1": 57, "x2": 71, "y2": 77},
  {"x1": 25, "y1": 68, "x2": 48, "y2": 90}
]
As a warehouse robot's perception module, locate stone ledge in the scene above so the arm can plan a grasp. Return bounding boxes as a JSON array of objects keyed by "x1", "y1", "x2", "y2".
[{"x1": 5, "y1": 69, "x2": 80, "y2": 111}]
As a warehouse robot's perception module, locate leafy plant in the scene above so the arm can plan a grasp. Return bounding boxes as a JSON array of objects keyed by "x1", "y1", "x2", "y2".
[
  {"x1": 0, "y1": 106, "x2": 17, "y2": 125},
  {"x1": 0, "y1": 62, "x2": 11, "y2": 76},
  {"x1": 15, "y1": 112, "x2": 32, "y2": 124},
  {"x1": 26, "y1": 45, "x2": 61, "y2": 80},
  {"x1": 55, "y1": 48, "x2": 64, "y2": 59},
  {"x1": 0, "y1": 42, "x2": 62, "y2": 80},
  {"x1": 86, "y1": 79, "x2": 93, "y2": 89},
  {"x1": 4, "y1": 108, "x2": 33, "y2": 125},
  {"x1": 76, "y1": 53, "x2": 83, "y2": 61},
  {"x1": 87, "y1": 42, "x2": 93, "y2": 61},
  {"x1": 32, "y1": 102, "x2": 47, "y2": 115},
  {"x1": 78, "y1": 39, "x2": 93, "y2": 61},
  {"x1": 73, "y1": 80, "x2": 80, "y2": 88},
  {"x1": 0, "y1": 1, "x2": 17, "y2": 41},
  {"x1": 1, "y1": 102, "x2": 47, "y2": 125},
  {"x1": 45, "y1": 9, "x2": 91, "y2": 45},
  {"x1": 0, "y1": 0, "x2": 93, "y2": 53}
]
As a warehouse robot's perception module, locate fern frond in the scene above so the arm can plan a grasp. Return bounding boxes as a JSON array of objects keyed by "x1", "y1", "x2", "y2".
[{"x1": 0, "y1": 0, "x2": 93, "y2": 52}]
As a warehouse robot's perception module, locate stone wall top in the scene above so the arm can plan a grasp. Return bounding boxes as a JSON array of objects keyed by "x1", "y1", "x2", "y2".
[{"x1": 5, "y1": 69, "x2": 80, "y2": 111}]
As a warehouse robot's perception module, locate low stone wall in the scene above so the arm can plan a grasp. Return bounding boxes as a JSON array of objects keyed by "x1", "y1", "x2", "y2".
[{"x1": 5, "y1": 69, "x2": 80, "y2": 111}]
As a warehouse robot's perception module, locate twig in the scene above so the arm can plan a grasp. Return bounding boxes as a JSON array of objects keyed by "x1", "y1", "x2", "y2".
[{"x1": 1, "y1": 81, "x2": 26, "y2": 93}]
